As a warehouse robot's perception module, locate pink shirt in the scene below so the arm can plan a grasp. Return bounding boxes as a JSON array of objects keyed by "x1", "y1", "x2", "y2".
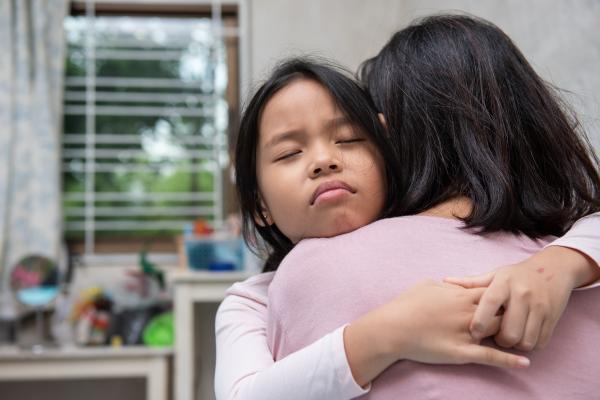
[
  {"x1": 267, "y1": 215, "x2": 600, "y2": 399},
  {"x1": 214, "y1": 213, "x2": 600, "y2": 400}
]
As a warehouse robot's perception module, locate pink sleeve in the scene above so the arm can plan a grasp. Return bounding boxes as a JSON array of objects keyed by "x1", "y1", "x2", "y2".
[
  {"x1": 545, "y1": 212, "x2": 600, "y2": 289},
  {"x1": 214, "y1": 273, "x2": 368, "y2": 400}
]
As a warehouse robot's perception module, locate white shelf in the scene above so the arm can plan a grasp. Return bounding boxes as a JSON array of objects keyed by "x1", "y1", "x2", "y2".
[
  {"x1": 0, "y1": 345, "x2": 173, "y2": 361},
  {"x1": 0, "y1": 345, "x2": 172, "y2": 400}
]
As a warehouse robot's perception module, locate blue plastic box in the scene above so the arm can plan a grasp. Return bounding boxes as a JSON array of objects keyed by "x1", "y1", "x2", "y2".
[{"x1": 184, "y1": 236, "x2": 244, "y2": 271}]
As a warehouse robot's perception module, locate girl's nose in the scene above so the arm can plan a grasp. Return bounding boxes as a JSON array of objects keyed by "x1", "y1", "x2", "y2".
[{"x1": 309, "y1": 157, "x2": 341, "y2": 178}]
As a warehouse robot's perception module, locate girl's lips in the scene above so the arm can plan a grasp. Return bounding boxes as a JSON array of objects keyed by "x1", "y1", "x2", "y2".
[{"x1": 310, "y1": 180, "x2": 356, "y2": 205}]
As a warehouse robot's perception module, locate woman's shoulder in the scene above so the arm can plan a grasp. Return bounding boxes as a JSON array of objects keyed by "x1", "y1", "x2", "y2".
[
  {"x1": 287, "y1": 214, "x2": 553, "y2": 262},
  {"x1": 294, "y1": 215, "x2": 464, "y2": 250},
  {"x1": 278, "y1": 216, "x2": 434, "y2": 268}
]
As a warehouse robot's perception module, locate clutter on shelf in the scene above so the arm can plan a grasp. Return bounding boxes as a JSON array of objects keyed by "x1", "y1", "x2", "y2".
[
  {"x1": 58, "y1": 250, "x2": 173, "y2": 348},
  {"x1": 177, "y1": 216, "x2": 261, "y2": 272}
]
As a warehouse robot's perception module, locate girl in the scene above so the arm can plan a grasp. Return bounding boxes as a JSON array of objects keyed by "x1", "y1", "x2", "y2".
[
  {"x1": 216, "y1": 56, "x2": 599, "y2": 400},
  {"x1": 265, "y1": 15, "x2": 600, "y2": 399}
]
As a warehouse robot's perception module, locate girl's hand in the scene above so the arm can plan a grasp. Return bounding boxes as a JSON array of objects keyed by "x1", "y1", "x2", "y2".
[
  {"x1": 344, "y1": 280, "x2": 529, "y2": 386},
  {"x1": 382, "y1": 281, "x2": 530, "y2": 366},
  {"x1": 444, "y1": 246, "x2": 600, "y2": 351}
]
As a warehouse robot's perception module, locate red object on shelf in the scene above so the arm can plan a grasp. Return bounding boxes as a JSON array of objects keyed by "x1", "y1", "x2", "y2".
[{"x1": 193, "y1": 220, "x2": 214, "y2": 236}]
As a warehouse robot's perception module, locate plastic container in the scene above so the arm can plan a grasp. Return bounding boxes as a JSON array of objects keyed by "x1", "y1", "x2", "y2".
[{"x1": 183, "y1": 236, "x2": 244, "y2": 271}]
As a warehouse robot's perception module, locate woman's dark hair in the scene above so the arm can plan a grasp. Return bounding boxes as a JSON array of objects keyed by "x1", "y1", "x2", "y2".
[
  {"x1": 359, "y1": 14, "x2": 600, "y2": 237},
  {"x1": 235, "y1": 57, "x2": 400, "y2": 272}
]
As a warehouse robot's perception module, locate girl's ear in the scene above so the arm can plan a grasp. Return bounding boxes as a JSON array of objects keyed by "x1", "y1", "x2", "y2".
[
  {"x1": 254, "y1": 199, "x2": 273, "y2": 227},
  {"x1": 378, "y1": 113, "x2": 387, "y2": 128}
]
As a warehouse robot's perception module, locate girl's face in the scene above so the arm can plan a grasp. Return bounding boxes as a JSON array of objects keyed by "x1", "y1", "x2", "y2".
[{"x1": 256, "y1": 78, "x2": 386, "y2": 243}]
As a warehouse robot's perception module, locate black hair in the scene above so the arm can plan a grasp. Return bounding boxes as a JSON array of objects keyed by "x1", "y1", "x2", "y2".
[
  {"x1": 235, "y1": 57, "x2": 401, "y2": 272},
  {"x1": 359, "y1": 14, "x2": 600, "y2": 237}
]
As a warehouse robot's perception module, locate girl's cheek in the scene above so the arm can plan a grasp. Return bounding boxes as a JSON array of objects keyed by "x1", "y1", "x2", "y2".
[{"x1": 355, "y1": 148, "x2": 384, "y2": 172}]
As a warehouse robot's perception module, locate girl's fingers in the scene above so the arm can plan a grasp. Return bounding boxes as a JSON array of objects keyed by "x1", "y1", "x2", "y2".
[
  {"x1": 466, "y1": 287, "x2": 487, "y2": 300},
  {"x1": 480, "y1": 315, "x2": 502, "y2": 339},
  {"x1": 470, "y1": 282, "x2": 509, "y2": 340},
  {"x1": 515, "y1": 311, "x2": 544, "y2": 351},
  {"x1": 495, "y1": 298, "x2": 529, "y2": 348},
  {"x1": 462, "y1": 344, "x2": 530, "y2": 369},
  {"x1": 444, "y1": 271, "x2": 495, "y2": 289},
  {"x1": 536, "y1": 318, "x2": 556, "y2": 349}
]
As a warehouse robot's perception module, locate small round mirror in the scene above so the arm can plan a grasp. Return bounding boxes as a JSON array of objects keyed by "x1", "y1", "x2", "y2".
[
  {"x1": 11, "y1": 255, "x2": 59, "y2": 308},
  {"x1": 10, "y1": 255, "x2": 59, "y2": 351}
]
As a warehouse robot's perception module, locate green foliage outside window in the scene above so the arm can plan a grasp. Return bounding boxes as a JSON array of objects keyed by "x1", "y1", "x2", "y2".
[{"x1": 63, "y1": 17, "x2": 228, "y2": 241}]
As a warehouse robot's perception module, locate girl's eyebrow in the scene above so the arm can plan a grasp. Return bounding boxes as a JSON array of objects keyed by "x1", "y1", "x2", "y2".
[
  {"x1": 264, "y1": 130, "x2": 303, "y2": 149},
  {"x1": 324, "y1": 116, "x2": 351, "y2": 129},
  {"x1": 264, "y1": 117, "x2": 351, "y2": 149}
]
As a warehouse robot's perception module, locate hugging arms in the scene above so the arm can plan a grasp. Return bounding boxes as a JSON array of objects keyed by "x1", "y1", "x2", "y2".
[{"x1": 215, "y1": 215, "x2": 600, "y2": 400}]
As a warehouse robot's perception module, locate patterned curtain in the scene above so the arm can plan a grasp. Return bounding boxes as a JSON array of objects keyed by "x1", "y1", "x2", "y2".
[{"x1": 0, "y1": 0, "x2": 68, "y2": 319}]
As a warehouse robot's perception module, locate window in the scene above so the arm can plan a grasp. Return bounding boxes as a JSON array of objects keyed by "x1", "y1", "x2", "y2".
[{"x1": 63, "y1": 1, "x2": 246, "y2": 264}]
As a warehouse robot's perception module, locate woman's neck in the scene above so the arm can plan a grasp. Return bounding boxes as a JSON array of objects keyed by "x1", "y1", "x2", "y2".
[{"x1": 418, "y1": 196, "x2": 473, "y2": 219}]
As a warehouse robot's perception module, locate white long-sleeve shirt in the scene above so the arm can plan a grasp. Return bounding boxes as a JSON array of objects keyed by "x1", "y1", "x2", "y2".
[{"x1": 214, "y1": 213, "x2": 600, "y2": 400}]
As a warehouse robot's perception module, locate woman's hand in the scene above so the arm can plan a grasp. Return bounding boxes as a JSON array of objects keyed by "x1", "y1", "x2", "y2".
[
  {"x1": 444, "y1": 246, "x2": 600, "y2": 351},
  {"x1": 344, "y1": 280, "x2": 529, "y2": 387}
]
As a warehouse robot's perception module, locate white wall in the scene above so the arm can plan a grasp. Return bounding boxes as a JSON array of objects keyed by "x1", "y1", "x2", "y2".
[
  {"x1": 249, "y1": 0, "x2": 600, "y2": 154},
  {"x1": 249, "y1": 0, "x2": 404, "y2": 81}
]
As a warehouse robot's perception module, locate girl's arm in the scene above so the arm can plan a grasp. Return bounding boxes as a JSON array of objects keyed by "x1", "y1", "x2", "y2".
[
  {"x1": 547, "y1": 211, "x2": 600, "y2": 287},
  {"x1": 215, "y1": 276, "x2": 525, "y2": 400},
  {"x1": 214, "y1": 274, "x2": 368, "y2": 400},
  {"x1": 445, "y1": 212, "x2": 600, "y2": 350},
  {"x1": 343, "y1": 280, "x2": 529, "y2": 386}
]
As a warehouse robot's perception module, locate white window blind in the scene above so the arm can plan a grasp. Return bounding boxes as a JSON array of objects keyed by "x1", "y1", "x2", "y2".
[{"x1": 62, "y1": 1, "x2": 239, "y2": 258}]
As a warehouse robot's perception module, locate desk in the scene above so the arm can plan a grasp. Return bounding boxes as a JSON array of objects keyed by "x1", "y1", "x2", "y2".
[
  {"x1": 170, "y1": 271, "x2": 253, "y2": 400},
  {"x1": 0, "y1": 345, "x2": 172, "y2": 400}
]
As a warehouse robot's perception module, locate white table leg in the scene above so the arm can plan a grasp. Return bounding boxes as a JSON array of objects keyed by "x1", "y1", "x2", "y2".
[
  {"x1": 175, "y1": 285, "x2": 194, "y2": 400},
  {"x1": 146, "y1": 356, "x2": 168, "y2": 400}
]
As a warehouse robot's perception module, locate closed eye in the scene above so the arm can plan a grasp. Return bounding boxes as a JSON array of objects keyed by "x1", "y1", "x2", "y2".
[
  {"x1": 274, "y1": 150, "x2": 301, "y2": 162},
  {"x1": 336, "y1": 138, "x2": 366, "y2": 145}
]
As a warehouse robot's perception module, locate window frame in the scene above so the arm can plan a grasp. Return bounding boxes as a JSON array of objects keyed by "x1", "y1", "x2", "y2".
[{"x1": 64, "y1": 0, "x2": 250, "y2": 266}]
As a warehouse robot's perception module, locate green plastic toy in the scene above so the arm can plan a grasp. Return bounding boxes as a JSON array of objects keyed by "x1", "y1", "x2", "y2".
[{"x1": 142, "y1": 312, "x2": 174, "y2": 347}]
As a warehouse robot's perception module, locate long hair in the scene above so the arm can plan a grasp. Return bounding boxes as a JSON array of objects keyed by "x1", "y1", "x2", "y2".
[
  {"x1": 359, "y1": 14, "x2": 600, "y2": 237},
  {"x1": 235, "y1": 58, "x2": 401, "y2": 272}
]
